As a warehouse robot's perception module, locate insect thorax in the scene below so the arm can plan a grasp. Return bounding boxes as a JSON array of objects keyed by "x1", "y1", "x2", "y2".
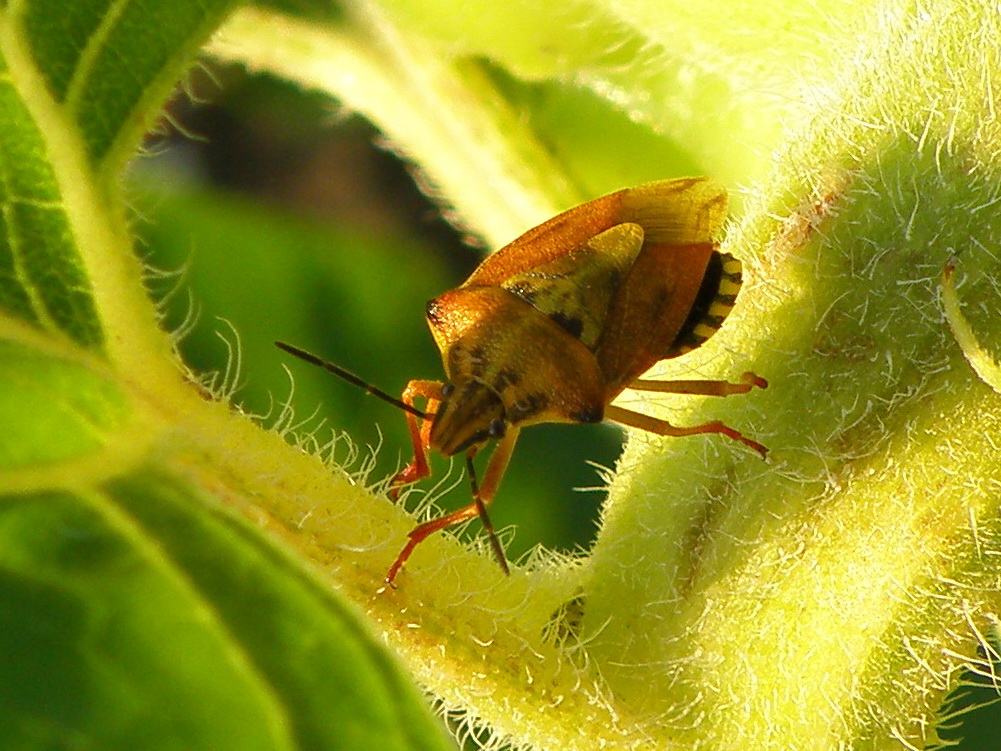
[{"x1": 426, "y1": 286, "x2": 608, "y2": 434}]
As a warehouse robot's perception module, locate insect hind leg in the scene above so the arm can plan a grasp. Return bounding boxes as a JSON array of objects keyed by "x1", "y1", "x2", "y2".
[
  {"x1": 628, "y1": 370, "x2": 767, "y2": 396},
  {"x1": 605, "y1": 399, "x2": 767, "y2": 458}
]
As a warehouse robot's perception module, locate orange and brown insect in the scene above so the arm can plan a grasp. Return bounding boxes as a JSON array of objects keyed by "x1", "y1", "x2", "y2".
[{"x1": 277, "y1": 177, "x2": 766, "y2": 585}]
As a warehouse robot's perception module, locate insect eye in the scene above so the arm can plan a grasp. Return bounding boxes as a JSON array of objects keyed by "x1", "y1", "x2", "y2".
[
  {"x1": 440, "y1": 383, "x2": 455, "y2": 397},
  {"x1": 488, "y1": 418, "x2": 506, "y2": 438}
]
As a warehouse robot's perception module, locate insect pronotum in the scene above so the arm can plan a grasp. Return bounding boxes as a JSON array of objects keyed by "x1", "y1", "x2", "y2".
[{"x1": 278, "y1": 177, "x2": 767, "y2": 585}]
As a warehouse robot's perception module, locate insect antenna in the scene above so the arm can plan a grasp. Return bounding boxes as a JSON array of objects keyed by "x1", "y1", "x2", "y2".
[
  {"x1": 275, "y1": 341, "x2": 430, "y2": 420},
  {"x1": 466, "y1": 453, "x2": 510, "y2": 576}
]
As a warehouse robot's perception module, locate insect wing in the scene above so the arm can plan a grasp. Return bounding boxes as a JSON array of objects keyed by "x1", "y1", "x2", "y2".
[
  {"x1": 596, "y1": 242, "x2": 714, "y2": 396},
  {"x1": 465, "y1": 177, "x2": 725, "y2": 287},
  {"x1": 443, "y1": 176, "x2": 730, "y2": 407},
  {"x1": 615, "y1": 178, "x2": 727, "y2": 246},
  {"x1": 594, "y1": 180, "x2": 729, "y2": 396},
  {"x1": 499, "y1": 222, "x2": 644, "y2": 348},
  {"x1": 464, "y1": 190, "x2": 628, "y2": 287}
]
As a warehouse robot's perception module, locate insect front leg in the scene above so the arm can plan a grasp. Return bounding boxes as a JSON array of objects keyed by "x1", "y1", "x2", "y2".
[
  {"x1": 388, "y1": 379, "x2": 444, "y2": 499},
  {"x1": 384, "y1": 428, "x2": 521, "y2": 585}
]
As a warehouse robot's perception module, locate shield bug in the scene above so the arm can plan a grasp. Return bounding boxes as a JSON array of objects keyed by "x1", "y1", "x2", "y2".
[{"x1": 277, "y1": 177, "x2": 766, "y2": 585}]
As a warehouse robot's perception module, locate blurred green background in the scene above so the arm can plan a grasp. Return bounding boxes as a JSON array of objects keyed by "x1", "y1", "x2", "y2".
[{"x1": 130, "y1": 65, "x2": 621, "y2": 563}]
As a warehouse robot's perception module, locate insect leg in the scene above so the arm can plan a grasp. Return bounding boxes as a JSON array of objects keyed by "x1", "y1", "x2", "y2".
[
  {"x1": 605, "y1": 403, "x2": 768, "y2": 458},
  {"x1": 389, "y1": 379, "x2": 444, "y2": 499},
  {"x1": 384, "y1": 428, "x2": 520, "y2": 585},
  {"x1": 628, "y1": 371, "x2": 767, "y2": 395}
]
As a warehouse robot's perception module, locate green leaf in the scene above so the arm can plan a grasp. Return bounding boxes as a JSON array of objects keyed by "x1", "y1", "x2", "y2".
[
  {"x1": 0, "y1": 488, "x2": 290, "y2": 751},
  {"x1": 0, "y1": 54, "x2": 102, "y2": 349},
  {"x1": 0, "y1": 474, "x2": 451, "y2": 751},
  {"x1": 0, "y1": 0, "x2": 454, "y2": 748},
  {"x1": 20, "y1": 0, "x2": 241, "y2": 172},
  {"x1": 0, "y1": 339, "x2": 128, "y2": 468}
]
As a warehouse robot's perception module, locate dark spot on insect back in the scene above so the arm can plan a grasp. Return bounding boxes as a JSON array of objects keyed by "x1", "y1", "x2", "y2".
[
  {"x1": 447, "y1": 343, "x2": 489, "y2": 378},
  {"x1": 447, "y1": 343, "x2": 464, "y2": 373},
  {"x1": 468, "y1": 346, "x2": 488, "y2": 377},
  {"x1": 570, "y1": 405, "x2": 603, "y2": 423},
  {"x1": 549, "y1": 312, "x2": 584, "y2": 339},
  {"x1": 509, "y1": 393, "x2": 548, "y2": 422},
  {"x1": 494, "y1": 367, "x2": 521, "y2": 392}
]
